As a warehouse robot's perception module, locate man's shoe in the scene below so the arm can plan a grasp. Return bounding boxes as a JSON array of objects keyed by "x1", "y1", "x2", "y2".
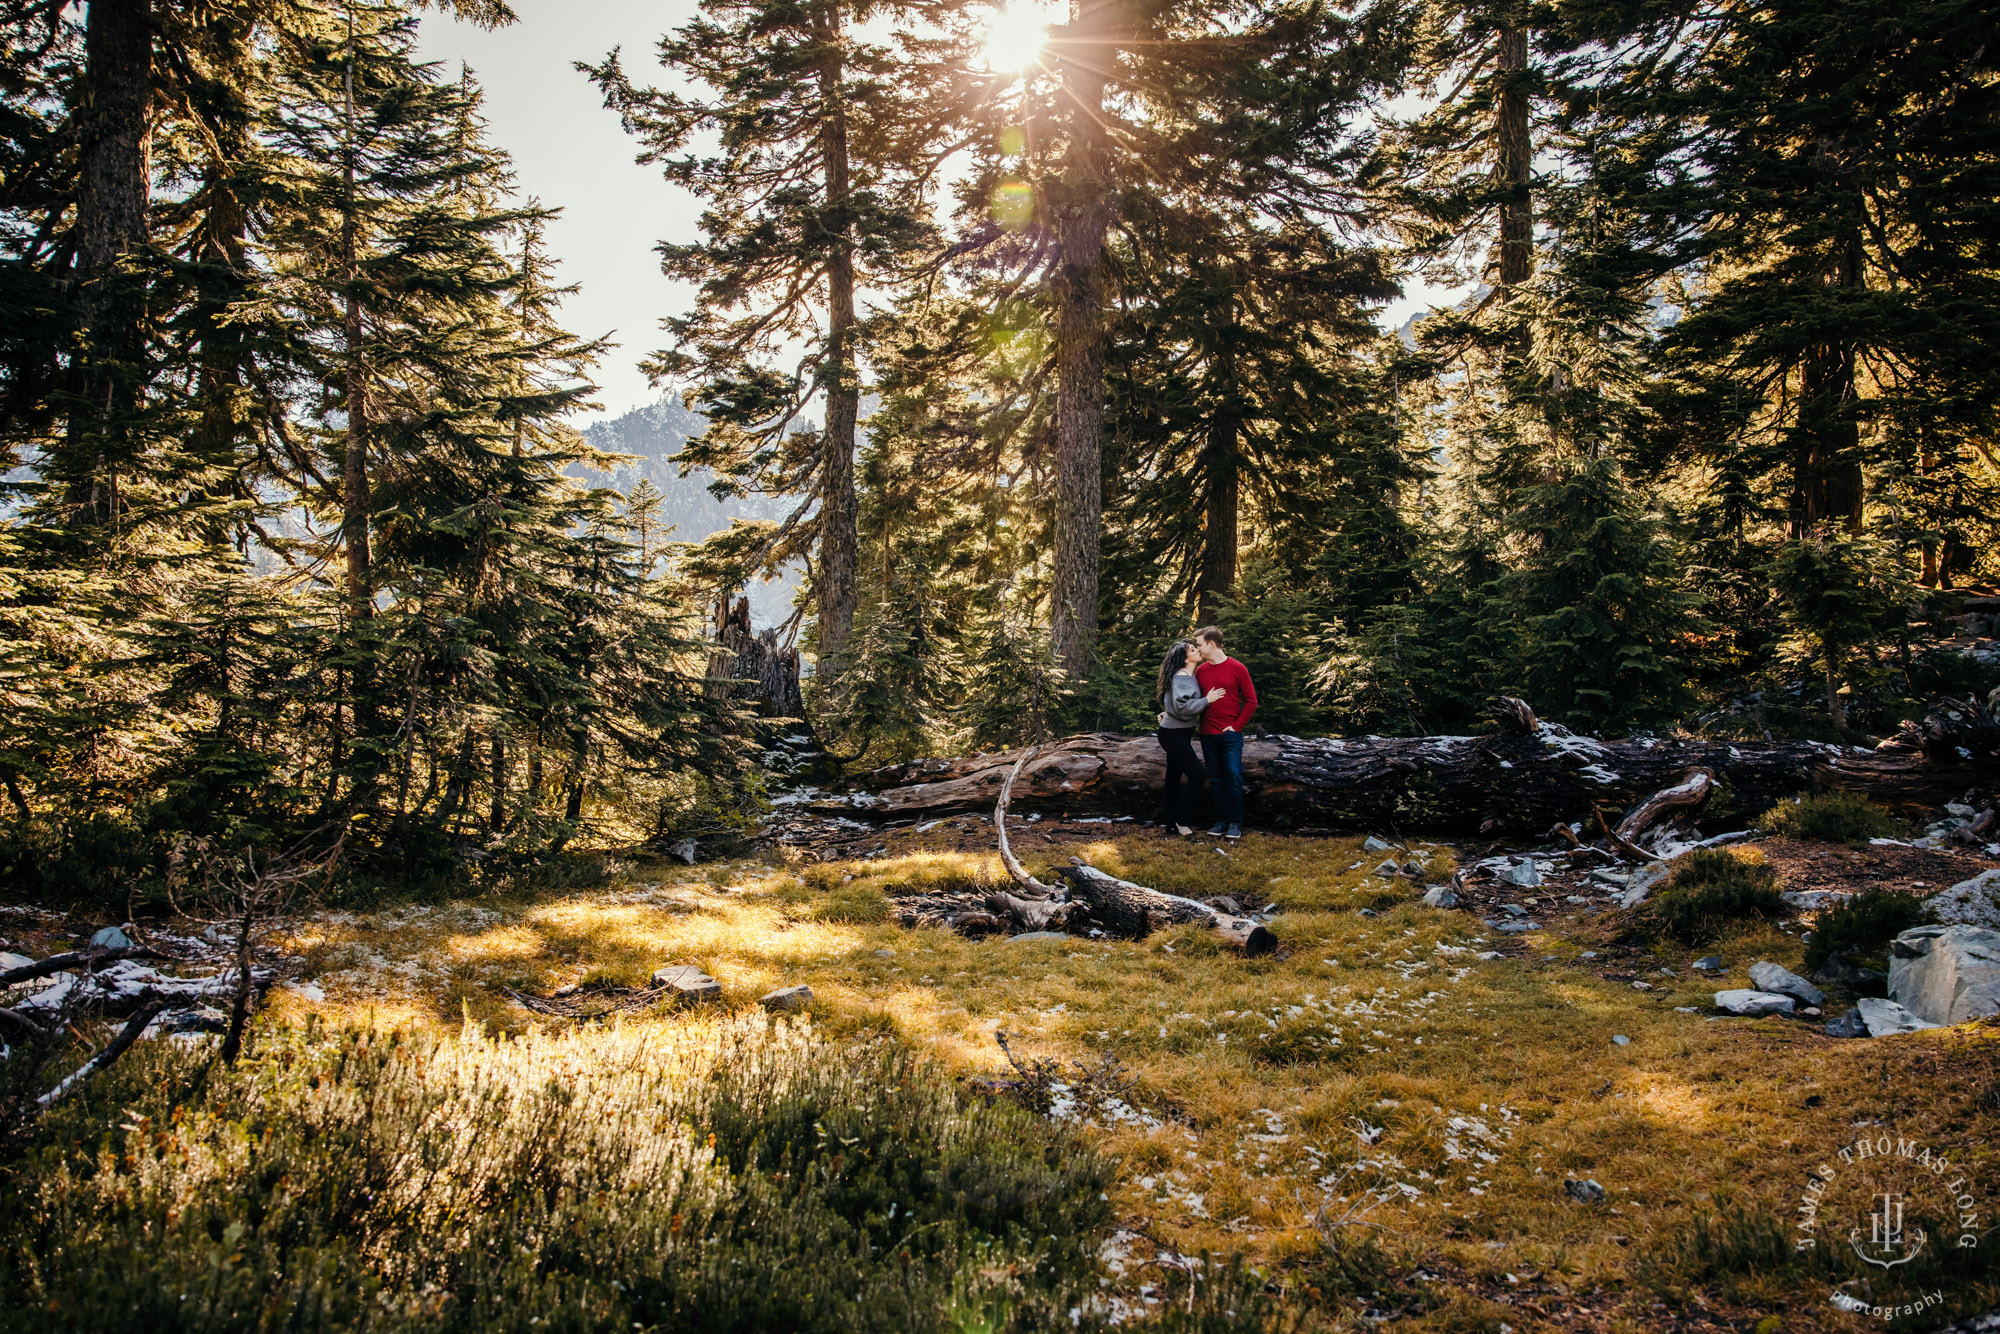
[
  {"x1": 1207, "y1": 823, "x2": 1227, "y2": 836},
  {"x1": 1225, "y1": 824, "x2": 1243, "y2": 840}
]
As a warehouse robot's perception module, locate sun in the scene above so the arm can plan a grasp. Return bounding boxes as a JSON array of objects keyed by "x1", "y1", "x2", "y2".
[{"x1": 983, "y1": 3, "x2": 1048, "y2": 73}]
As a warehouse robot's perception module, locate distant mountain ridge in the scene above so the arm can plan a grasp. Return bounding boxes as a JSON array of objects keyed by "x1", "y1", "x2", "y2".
[{"x1": 577, "y1": 395, "x2": 799, "y2": 628}]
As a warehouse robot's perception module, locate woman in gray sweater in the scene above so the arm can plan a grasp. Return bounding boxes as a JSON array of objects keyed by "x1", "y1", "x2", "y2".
[{"x1": 1156, "y1": 640, "x2": 1226, "y2": 835}]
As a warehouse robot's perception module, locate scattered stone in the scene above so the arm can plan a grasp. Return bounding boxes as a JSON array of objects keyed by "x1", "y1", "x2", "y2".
[
  {"x1": 1588, "y1": 868, "x2": 1629, "y2": 888},
  {"x1": 1691, "y1": 955, "x2": 1726, "y2": 973},
  {"x1": 872, "y1": 948, "x2": 896, "y2": 958},
  {"x1": 1674, "y1": 1006, "x2": 1698, "y2": 1013},
  {"x1": 759, "y1": 985, "x2": 814, "y2": 1011},
  {"x1": 1564, "y1": 1178, "x2": 1607, "y2": 1205},
  {"x1": 1498, "y1": 860, "x2": 1542, "y2": 888},
  {"x1": 1502, "y1": 903, "x2": 1528, "y2": 916},
  {"x1": 1824, "y1": 1008, "x2": 1867, "y2": 1038},
  {"x1": 1928, "y1": 868, "x2": 2000, "y2": 930},
  {"x1": 1006, "y1": 931, "x2": 1071, "y2": 945},
  {"x1": 1612, "y1": 1034, "x2": 1630, "y2": 1046},
  {"x1": 1578, "y1": 950, "x2": 1598, "y2": 960},
  {"x1": 1566, "y1": 895, "x2": 1589, "y2": 904},
  {"x1": 1617, "y1": 862, "x2": 1670, "y2": 909},
  {"x1": 89, "y1": 926, "x2": 133, "y2": 951},
  {"x1": 1857, "y1": 996, "x2": 1939, "y2": 1036},
  {"x1": 1358, "y1": 908, "x2": 1379, "y2": 918},
  {"x1": 1362, "y1": 836, "x2": 1394, "y2": 853},
  {"x1": 1887, "y1": 924, "x2": 2000, "y2": 1025},
  {"x1": 1631, "y1": 981, "x2": 1653, "y2": 992},
  {"x1": 1476, "y1": 950, "x2": 1505, "y2": 960},
  {"x1": 1495, "y1": 920, "x2": 1540, "y2": 933},
  {"x1": 1713, "y1": 989, "x2": 1797, "y2": 1017},
  {"x1": 1781, "y1": 888, "x2": 1852, "y2": 913},
  {"x1": 1372, "y1": 859, "x2": 1401, "y2": 877},
  {"x1": 650, "y1": 964, "x2": 721, "y2": 1004},
  {"x1": 670, "y1": 839, "x2": 698, "y2": 865},
  {"x1": 1748, "y1": 961, "x2": 1826, "y2": 1007},
  {"x1": 1814, "y1": 951, "x2": 1886, "y2": 992},
  {"x1": 1422, "y1": 884, "x2": 1460, "y2": 909}
]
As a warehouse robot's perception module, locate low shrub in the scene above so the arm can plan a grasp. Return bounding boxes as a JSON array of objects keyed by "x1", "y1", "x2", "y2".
[
  {"x1": 3, "y1": 1014, "x2": 1122, "y2": 1333},
  {"x1": 1802, "y1": 888, "x2": 1934, "y2": 974},
  {"x1": 1755, "y1": 791, "x2": 1907, "y2": 843},
  {"x1": 1651, "y1": 850, "x2": 1785, "y2": 945},
  {"x1": 810, "y1": 882, "x2": 894, "y2": 924}
]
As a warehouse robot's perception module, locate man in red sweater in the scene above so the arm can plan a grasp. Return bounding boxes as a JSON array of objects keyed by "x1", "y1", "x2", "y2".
[{"x1": 1191, "y1": 626, "x2": 1256, "y2": 838}]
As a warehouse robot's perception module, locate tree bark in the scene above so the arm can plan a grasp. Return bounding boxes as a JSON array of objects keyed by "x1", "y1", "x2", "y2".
[
  {"x1": 67, "y1": 0, "x2": 154, "y2": 524},
  {"x1": 1048, "y1": 0, "x2": 1114, "y2": 678},
  {"x1": 1793, "y1": 161, "x2": 1865, "y2": 534},
  {"x1": 1197, "y1": 316, "x2": 1239, "y2": 623},
  {"x1": 814, "y1": 3, "x2": 860, "y2": 670},
  {"x1": 1493, "y1": 26, "x2": 1533, "y2": 300},
  {"x1": 841, "y1": 702, "x2": 2000, "y2": 834},
  {"x1": 340, "y1": 45, "x2": 373, "y2": 616},
  {"x1": 1055, "y1": 862, "x2": 1277, "y2": 955}
]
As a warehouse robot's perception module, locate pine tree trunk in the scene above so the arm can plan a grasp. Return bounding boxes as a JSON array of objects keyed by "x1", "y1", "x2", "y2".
[
  {"x1": 189, "y1": 23, "x2": 249, "y2": 499},
  {"x1": 340, "y1": 55, "x2": 373, "y2": 616},
  {"x1": 1049, "y1": 0, "x2": 1114, "y2": 678},
  {"x1": 66, "y1": 0, "x2": 154, "y2": 524},
  {"x1": 489, "y1": 732, "x2": 506, "y2": 832},
  {"x1": 814, "y1": 6, "x2": 860, "y2": 671},
  {"x1": 1494, "y1": 26, "x2": 1533, "y2": 301},
  {"x1": 1793, "y1": 194, "x2": 1865, "y2": 535},
  {"x1": 1197, "y1": 324, "x2": 1240, "y2": 623}
]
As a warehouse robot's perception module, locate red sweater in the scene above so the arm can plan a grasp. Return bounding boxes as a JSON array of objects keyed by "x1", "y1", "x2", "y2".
[{"x1": 1194, "y1": 656, "x2": 1257, "y2": 734}]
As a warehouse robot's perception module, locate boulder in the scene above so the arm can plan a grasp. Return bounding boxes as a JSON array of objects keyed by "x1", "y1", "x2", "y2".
[
  {"x1": 1857, "y1": 996, "x2": 1940, "y2": 1036},
  {"x1": 651, "y1": 964, "x2": 722, "y2": 1004},
  {"x1": 1564, "y1": 1178, "x2": 1606, "y2": 1205},
  {"x1": 759, "y1": 985, "x2": 814, "y2": 1011},
  {"x1": 1422, "y1": 884, "x2": 1460, "y2": 909},
  {"x1": 1713, "y1": 989, "x2": 1796, "y2": 1017},
  {"x1": 1824, "y1": 1008, "x2": 1867, "y2": 1038},
  {"x1": 1748, "y1": 961, "x2": 1826, "y2": 1007},
  {"x1": 1886, "y1": 924, "x2": 2000, "y2": 1025},
  {"x1": 1927, "y1": 868, "x2": 2000, "y2": 929}
]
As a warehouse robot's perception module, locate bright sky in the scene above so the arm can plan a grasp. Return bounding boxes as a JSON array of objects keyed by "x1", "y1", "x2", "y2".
[{"x1": 416, "y1": 2, "x2": 1462, "y2": 421}]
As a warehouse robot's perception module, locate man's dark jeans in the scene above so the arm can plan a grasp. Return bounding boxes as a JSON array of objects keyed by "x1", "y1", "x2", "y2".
[{"x1": 1199, "y1": 730, "x2": 1245, "y2": 827}]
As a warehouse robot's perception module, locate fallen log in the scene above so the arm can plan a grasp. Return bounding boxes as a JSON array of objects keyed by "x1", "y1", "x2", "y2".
[
  {"x1": 973, "y1": 748, "x2": 1275, "y2": 953},
  {"x1": 1055, "y1": 861, "x2": 1278, "y2": 957},
  {"x1": 836, "y1": 699, "x2": 2000, "y2": 835}
]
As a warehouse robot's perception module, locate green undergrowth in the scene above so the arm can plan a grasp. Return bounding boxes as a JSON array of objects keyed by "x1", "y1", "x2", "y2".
[
  {"x1": 1755, "y1": 792, "x2": 1908, "y2": 843},
  {"x1": 1647, "y1": 849, "x2": 1786, "y2": 945},
  {"x1": 1803, "y1": 888, "x2": 1935, "y2": 974},
  {"x1": 0, "y1": 1014, "x2": 1157, "y2": 1334}
]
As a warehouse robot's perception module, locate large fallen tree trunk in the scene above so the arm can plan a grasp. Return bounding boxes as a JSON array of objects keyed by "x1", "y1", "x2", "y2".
[{"x1": 835, "y1": 697, "x2": 2000, "y2": 835}]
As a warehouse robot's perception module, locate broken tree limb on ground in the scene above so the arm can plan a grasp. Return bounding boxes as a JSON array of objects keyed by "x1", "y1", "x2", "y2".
[
  {"x1": 836, "y1": 699, "x2": 2000, "y2": 835},
  {"x1": 974, "y1": 743, "x2": 1273, "y2": 953},
  {"x1": 1054, "y1": 861, "x2": 1279, "y2": 957},
  {"x1": 1613, "y1": 768, "x2": 1714, "y2": 843}
]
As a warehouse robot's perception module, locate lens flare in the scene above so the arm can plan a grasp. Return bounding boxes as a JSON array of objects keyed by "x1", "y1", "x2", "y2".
[
  {"x1": 990, "y1": 179, "x2": 1034, "y2": 229},
  {"x1": 983, "y1": 4, "x2": 1047, "y2": 72}
]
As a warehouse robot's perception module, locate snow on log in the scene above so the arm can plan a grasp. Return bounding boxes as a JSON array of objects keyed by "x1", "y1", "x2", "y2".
[{"x1": 836, "y1": 698, "x2": 2000, "y2": 834}]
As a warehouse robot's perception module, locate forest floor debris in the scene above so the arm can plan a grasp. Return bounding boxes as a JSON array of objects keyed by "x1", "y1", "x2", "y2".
[{"x1": 5, "y1": 822, "x2": 1997, "y2": 1330}]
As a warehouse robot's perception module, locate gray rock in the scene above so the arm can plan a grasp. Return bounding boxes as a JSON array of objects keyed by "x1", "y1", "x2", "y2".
[
  {"x1": 1887, "y1": 924, "x2": 2000, "y2": 1025},
  {"x1": 0, "y1": 950, "x2": 34, "y2": 973},
  {"x1": 1564, "y1": 1178, "x2": 1606, "y2": 1205},
  {"x1": 1748, "y1": 961, "x2": 1826, "y2": 1007},
  {"x1": 1691, "y1": 955, "x2": 1726, "y2": 973},
  {"x1": 650, "y1": 964, "x2": 721, "y2": 1003},
  {"x1": 1358, "y1": 908, "x2": 1379, "y2": 918},
  {"x1": 1823, "y1": 1008, "x2": 1868, "y2": 1038},
  {"x1": 1857, "y1": 996, "x2": 1940, "y2": 1036},
  {"x1": 759, "y1": 985, "x2": 814, "y2": 1011},
  {"x1": 872, "y1": 948, "x2": 896, "y2": 958},
  {"x1": 1612, "y1": 1034, "x2": 1630, "y2": 1046},
  {"x1": 1362, "y1": 836, "x2": 1394, "y2": 853},
  {"x1": 1713, "y1": 989, "x2": 1797, "y2": 1017},
  {"x1": 1782, "y1": 888, "x2": 1852, "y2": 913},
  {"x1": 1372, "y1": 859, "x2": 1401, "y2": 877},
  {"x1": 1588, "y1": 868, "x2": 1629, "y2": 888},
  {"x1": 1422, "y1": 884, "x2": 1460, "y2": 909},
  {"x1": 1502, "y1": 903, "x2": 1528, "y2": 916},
  {"x1": 1495, "y1": 920, "x2": 1541, "y2": 933},
  {"x1": 1617, "y1": 861, "x2": 1670, "y2": 908},
  {"x1": 1579, "y1": 951, "x2": 1598, "y2": 960},
  {"x1": 1929, "y1": 868, "x2": 2000, "y2": 929},
  {"x1": 1475, "y1": 950, "x2": 1504, "y2": 960},
  {"x1": 1006, "y1": 931, "x2": 1070, "y2": 945},
  {"x1": 89, "y1": 926, "x2": 133, "y2": 950},
  {"x1": 1498, "y1": 859, "x2": 1542, "y2": 888},
  {"x1": 670, "y1": 839, "x2": 698, "y2": 865},
  {"x1": 1566, "y1": 895, "x2": 1589, "y2": 904}
]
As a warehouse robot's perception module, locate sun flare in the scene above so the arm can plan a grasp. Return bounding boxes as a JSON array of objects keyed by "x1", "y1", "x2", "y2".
[{"x1": 983, "y1": 3, "x2": 1047, "y2": 72}]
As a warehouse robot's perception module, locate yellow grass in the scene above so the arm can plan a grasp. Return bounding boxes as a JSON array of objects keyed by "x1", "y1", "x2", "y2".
[{"x1": 270, "y1": 830, "x2": 2000, "y2": 1332}]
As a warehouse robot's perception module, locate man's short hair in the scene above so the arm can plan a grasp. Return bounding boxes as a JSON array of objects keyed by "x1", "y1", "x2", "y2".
[{"x1": 1194, "y1": 626, "x2": 1225, "y2": 647}]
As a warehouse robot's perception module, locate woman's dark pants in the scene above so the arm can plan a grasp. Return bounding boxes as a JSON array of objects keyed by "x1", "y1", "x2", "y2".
[{"x1": 1156, "y1": 727, "x2": 1204, "y2": 828}]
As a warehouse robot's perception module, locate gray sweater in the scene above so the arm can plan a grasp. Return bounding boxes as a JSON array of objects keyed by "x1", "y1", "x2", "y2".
[{"x1": 1158, "y1": 672, "x2": 1211, "y2": 729}]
